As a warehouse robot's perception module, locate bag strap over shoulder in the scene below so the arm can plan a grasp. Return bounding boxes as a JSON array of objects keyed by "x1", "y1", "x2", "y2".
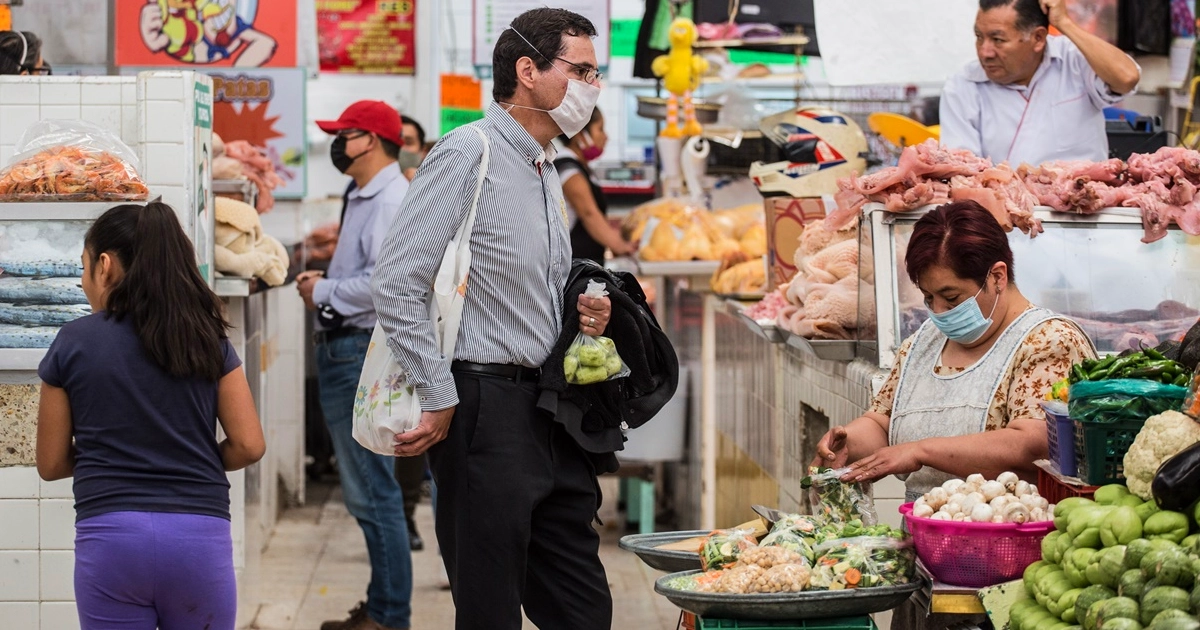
[{"x1": 432, "y1": 124, "x2": 490, "y2": 356}]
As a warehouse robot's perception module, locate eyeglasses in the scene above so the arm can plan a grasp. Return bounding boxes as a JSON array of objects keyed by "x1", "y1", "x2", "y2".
[
  {"x1": 555, "y1": 57, "x2": 602, "y2": 84},
  {"x1": 23, "y1": 62, "x2": 51, "y2": 76},
  {"x1": 336, "y1": 130, "x2": 369, "y2": 140}
]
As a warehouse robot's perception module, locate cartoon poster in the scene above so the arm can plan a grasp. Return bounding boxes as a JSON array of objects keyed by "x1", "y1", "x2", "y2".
[
  {"x1": 208, "y1": 68, "x2": 307, "y2": 199},
  {"x1": 317, "y1": 0, "x2": 416, "y2": 74},
  {"x1": 115, "y1": 0, "x2": 297, "y2": 68}
]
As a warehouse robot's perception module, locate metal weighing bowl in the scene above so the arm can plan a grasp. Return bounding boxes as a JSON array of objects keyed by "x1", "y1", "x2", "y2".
[
  {"x1": 654, "y1": 570, "x2": 924, "y2": 620},
  {"x1": 636, "y1": 96, "x2": 721, "y2": 124},
  {"x1": 618, "y1": 530, "x2": 707, "y2": 573}
]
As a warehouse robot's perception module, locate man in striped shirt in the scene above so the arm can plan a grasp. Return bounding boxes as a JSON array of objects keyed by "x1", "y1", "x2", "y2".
[{"x1": 372, "y1": 8, "x2": 614, "y2": 630}]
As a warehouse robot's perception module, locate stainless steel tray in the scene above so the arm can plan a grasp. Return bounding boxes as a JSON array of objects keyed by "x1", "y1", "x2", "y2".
[
  {"x1": 636, "y1": 260, "x2": 721, "y2": 277},
  {"x1": 618, "y1": 530, "x2": 706, "y2": 573},
  {"x1": 784, "y1": 333, "x2": 858, "y2": 362},
  {"x1": 655, "y1": 570, "x2": 924, "y2": 620},
  {"x1": 636, "y1": 96, "x2": 721, "y2": 124}
]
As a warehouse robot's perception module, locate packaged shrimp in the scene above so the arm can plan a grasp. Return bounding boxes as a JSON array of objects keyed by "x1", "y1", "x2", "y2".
[{"x1": 0, "y1": 120, "x2": 149, "y2": 202}]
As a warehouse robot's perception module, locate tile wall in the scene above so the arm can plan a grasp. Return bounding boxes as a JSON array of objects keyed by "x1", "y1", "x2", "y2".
[{"x1": 0, "y1": 72, "x2": 201, "y2": 630}]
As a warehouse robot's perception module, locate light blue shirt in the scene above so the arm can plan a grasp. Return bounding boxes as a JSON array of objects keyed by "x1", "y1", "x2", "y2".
[
  {"x1": 939, "y1": 36, "x2": 1138, "y2": 166},
  {"x1": 314, "y1": 162, "x2": 408, "y2": 330}
]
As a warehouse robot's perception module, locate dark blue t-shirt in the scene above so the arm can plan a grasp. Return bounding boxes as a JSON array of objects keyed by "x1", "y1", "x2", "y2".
[{"x1": 38, "y1": 313, "x2": 242, "y2": 522}]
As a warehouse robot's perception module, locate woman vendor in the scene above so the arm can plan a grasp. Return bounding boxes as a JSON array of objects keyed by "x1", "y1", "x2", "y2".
[
  {"x1": 812, "y1": 201, "x2": 1095, "y2": 501},
  {"x1": 554, "y1": 107, "x2": 636, "y2": 263}
]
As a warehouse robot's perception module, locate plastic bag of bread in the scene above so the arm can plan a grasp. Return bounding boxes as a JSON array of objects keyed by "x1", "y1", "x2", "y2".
[{"x1": 0, "y1": 120, "x2": 149, "y2": 202}]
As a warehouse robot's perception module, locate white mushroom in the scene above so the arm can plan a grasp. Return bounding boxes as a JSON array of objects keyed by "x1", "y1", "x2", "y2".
[
  {"x1": 966, "y1": 473, "x2": 987, "y2": 485},
  {"x1": 944, "y1": 500, "x2": 963, "y2": 517},
  {"x1": 992, "y1": 515, "x2": 1005, "y2": 523},
  {"x1": 1019, "y1": 494, "x2": 1041, "y2": 509},
  {"x1": 960, "y1": 493, "x2": 981, "y2": 514},
  {"x1": 980, "y1": 480, "x2": 1006, "y2": 502},
  {"x1": 953, "y1": 513, "x2": 968, "y2": 522},
  {"x1": 926, "y1": 487, "x2": 949, "y2": 510},
  {"x1": 1014, "y1": 480, "x2": 1032, "y2": 497},
  {"x1": 913, "y1": 503, "x2": 935, "y2": 518},
  {"x1": 1047, "y1": 504, "x2": 1056, "y2": 519},
  {"x1": 931, "y1": 512, "x2": 952, "y2": 521},
  {"x1": 1003, "y1": 503, "x2": 1031, "y2": 524},
  {"x1": 997, "y1": 471, "x2": 1020, "y2": 492},
  {"x1": 942, "y1": 479, "x2": 965, "y2": 493},
  {"x1": 970, "y1": 503, "x2": 995, "y2": 523},
  {"x1": 1030, "y1": 507, "x2": 1046, "y2": 522},
  {"x1": 990, "y1": 496, "x2": 1011, "y2": 510}
]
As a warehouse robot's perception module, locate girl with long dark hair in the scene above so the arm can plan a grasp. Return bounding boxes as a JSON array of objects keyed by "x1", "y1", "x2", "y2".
[{"x1": 36, "y1": 200, "x2": 264, "y2": 629}]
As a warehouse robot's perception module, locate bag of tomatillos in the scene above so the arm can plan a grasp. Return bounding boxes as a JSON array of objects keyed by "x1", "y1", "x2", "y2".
[{"x1": 0, "y1": 120, "x2": 149, "y2": 202}]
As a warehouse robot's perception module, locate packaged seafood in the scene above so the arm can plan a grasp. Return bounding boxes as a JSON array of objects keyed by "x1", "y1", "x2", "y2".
[
  {"x1": 0, "y1": 324, "x2": 60, "y2": 348},
  {"x1": 0, "y1": 303, "x2": 90, "y2": 327},
  {"x1": 0, "y1": 277, "x2": 86, "y2": 305},
  {"x1": 0, "y1": 120, "x2": 149, "y2": 202}
]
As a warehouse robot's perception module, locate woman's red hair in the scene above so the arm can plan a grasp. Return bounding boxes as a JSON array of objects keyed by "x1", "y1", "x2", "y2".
[{"x1": 905, "y1": 201, "x2": 1015, "y2": 285}]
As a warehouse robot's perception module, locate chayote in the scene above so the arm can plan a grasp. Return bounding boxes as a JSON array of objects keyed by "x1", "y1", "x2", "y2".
[{"x1": 1100, "y1": 507, "x2": 1143, "y2": 547}]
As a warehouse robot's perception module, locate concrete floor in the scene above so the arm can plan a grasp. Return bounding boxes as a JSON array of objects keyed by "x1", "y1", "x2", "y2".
[{"x1": 236, "y1": 481, "x2": 682, "y2": 629}]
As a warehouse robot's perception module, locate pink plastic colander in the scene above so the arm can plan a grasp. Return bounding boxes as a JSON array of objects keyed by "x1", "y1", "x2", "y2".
[{"x1": 900, "y1": 503, "x2": 1054, "y2": 588}]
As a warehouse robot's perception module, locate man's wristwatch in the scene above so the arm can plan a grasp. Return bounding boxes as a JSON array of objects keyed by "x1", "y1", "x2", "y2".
[{"x1": 317, "y1": 303, "x2": 344, "y2": 329}]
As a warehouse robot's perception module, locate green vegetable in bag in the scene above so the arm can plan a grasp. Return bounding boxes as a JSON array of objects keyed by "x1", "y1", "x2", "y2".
[
  {"x1": 1068, "y1": 379, "x2": 1187, "y2": 425},
  {"x1": 563, "y1": 280, "x2": 631, "y2": 385}
]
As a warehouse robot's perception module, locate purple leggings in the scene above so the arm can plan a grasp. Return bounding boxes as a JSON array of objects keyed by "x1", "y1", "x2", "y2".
[{"x1": 74, "y1": 511, "x2": 236, "y2": 630}]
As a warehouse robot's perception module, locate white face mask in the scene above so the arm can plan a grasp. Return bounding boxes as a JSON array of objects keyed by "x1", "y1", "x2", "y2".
[{"x1": 503, "y1": 29, "x2": 601, "y2": 138}]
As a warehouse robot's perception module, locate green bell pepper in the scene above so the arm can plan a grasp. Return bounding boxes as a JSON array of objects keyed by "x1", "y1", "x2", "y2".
[{"x1": 1144, "y1": 511, "x2": 1190, "y2": 544}]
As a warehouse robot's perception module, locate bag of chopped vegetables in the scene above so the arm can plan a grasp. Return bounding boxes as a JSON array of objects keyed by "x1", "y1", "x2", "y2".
[
  {"x1": 564, "y1": 280, "x2": 631, "y2": 385},
  {"x1": 809, "y1": 535, "x2": 917, "y2": 590},
  {"x1": 759, "y1": 514, "x2": 822, "y2": 563},
  {"x1": 803, "y1": 466, "x2": 879, "y2": 525},
  {"x1": 700, "y1": 527, "x2": 758, "y2": 570}
]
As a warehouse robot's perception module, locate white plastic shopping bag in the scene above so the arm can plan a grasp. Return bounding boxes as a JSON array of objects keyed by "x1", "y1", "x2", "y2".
[{"x1": 352, "y1": 126, "x2": 489, "y2": 455}]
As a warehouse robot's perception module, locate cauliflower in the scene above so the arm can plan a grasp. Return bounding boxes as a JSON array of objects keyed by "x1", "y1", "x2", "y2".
[{"x1": 1122, "y1": 410, "x2": 1200, "y2": 499}]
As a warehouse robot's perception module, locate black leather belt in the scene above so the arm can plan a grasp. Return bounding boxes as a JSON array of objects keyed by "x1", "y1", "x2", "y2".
[
  {"x1": 313, "y1": 327, "x2": 371, "y2": 344},
  {"x1": 451, "y1": 360, "x2": 541, "y2": 384}
]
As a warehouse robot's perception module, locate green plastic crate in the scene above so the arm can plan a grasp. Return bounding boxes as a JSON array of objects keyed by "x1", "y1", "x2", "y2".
[
  {"x1": 697, "y1": 615, "x2": 877, "y2": 630},
  {"x1": 1072, "y1": 418, "x2": 1144, "y2": 485}
]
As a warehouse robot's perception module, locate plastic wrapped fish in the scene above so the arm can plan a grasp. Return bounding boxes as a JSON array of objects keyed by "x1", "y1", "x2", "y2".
[
  {"x1": 0, "y1": 258, "x2": 83, "y2": 277},
  {"x1": 0, "y1": 303, "x2": 89, "y2": 326},
  {"x1": 0, "y1": 278, "x2": 87, "y2": 304},
  {"x1": 0, "y1": 324, "x2": 59, "y2": 348}
]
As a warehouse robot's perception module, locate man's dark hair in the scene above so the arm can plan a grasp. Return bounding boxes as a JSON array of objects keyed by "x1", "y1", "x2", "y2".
[
  {"x1": 492, "y1": 8, "x2": 596, "y2": 101},
  {"x1": 979, "y1": 0, "x2": 1049, "y2": 32},
  {"x1": 379, "y1": 137, "x2": 401, "y2": 160},
  {"x1": 402, "y1": 116, "x2": 426, "y2": 147}
]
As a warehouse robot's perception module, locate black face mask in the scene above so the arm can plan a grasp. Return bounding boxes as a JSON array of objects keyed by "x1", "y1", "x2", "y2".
[{"x1": 331, "y1": 134, "x2": 371, "y2": 173}]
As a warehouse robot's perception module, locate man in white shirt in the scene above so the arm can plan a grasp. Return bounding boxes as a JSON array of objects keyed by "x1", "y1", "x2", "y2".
[{"x1": 939, "y1": 0, "x2": 1140, "y2": 166}]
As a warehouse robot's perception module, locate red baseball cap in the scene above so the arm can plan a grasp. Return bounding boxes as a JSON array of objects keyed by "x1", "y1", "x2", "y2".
[{"x1": 316, "y1": 100, "x2": 404, "y2": 147}]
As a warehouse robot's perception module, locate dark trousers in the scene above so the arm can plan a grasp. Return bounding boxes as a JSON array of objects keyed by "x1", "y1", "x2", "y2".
[
  {"x1": 394, "y1": 454, "x2": 426, "y2": 526},
  {"x1": 428, "y1": 372, "x2": 613, "y2": 630}
]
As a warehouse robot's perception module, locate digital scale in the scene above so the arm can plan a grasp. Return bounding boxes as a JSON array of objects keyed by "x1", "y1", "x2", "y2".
[{"x1": 597, "y1": 163, "x2": 657, "y2": 195}]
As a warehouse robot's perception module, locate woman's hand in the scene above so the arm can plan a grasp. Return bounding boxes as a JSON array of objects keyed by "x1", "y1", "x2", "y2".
[
  {"x1": 812, "y1": 426, "x2": 850, "y2": 469},
  {"x1": 842, "y1": 442, "x2": 923, "y2": 483}
]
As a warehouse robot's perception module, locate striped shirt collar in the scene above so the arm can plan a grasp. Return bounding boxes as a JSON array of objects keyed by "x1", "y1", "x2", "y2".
[{"x1": 486, "y1": 101, "x2": 558, "y2": 165}]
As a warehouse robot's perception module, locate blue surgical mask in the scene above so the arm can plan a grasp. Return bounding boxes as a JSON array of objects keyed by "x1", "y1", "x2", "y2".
[{"x1": 928, "y1": 284, "x2": 999, "y2": 344}]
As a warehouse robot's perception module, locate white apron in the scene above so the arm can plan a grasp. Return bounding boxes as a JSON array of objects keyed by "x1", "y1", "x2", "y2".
[{"x1": 889, "y1": 307, "x2": 1070, "y2": 502}]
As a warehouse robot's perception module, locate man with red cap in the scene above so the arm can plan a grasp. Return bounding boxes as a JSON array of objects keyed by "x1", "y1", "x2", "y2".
[{"x1": 297, "y1": 100, "x2": 413, "y2": 630}]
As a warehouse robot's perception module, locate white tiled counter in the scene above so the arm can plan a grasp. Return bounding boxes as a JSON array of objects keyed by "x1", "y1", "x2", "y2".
[{"x1": 0, "y1": 71, "x2": 228, "y2": 630}]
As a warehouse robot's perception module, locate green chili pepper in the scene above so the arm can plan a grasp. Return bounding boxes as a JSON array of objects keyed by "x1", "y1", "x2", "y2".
[
  {"x1": 1174, "y1": 373, "x2": 1189, "y2": 387},
  {"x1": 1072, "y1": 364, "x2": 1087, "y2": 384},
  {"x1": 1143, "y1": 347, "x2": 1166, "y2": 361}
]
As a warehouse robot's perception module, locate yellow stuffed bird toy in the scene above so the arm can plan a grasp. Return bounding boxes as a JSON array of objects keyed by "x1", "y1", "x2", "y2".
[{"x1": 651, "y1": 18, "x2": 709, "y2": 138}]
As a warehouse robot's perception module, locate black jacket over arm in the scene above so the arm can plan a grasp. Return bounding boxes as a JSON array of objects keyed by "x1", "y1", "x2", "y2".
[{"x1": 537, "y1": 260, "x2": 679, "y2": 473}]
